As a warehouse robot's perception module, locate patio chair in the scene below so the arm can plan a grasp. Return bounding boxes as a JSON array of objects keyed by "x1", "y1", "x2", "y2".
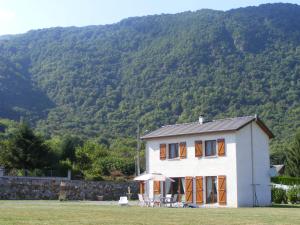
[
  {"x1": 166, "y1": 194, "x2": 172, "y2": 199},
  {"x1": 163, "y1": 194, "x2": 172, "y2": 207},
  {"x1": 169, "y1": 194, "x2": 178, "y2": 207},
  {"x1": 143, "y1": 194, "x2": 151, "y2": 207},
  {"x1": 153, "y1": 194, "x2": 161, "y2": 207},
  {"x1": 118, "y1": 196, "x2": 128, "y2": 206},
  {"x1": 138, "y1": 194, "x2": 146, "y2": 207}
]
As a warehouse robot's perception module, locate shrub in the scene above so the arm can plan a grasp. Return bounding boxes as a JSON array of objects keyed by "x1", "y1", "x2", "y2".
[
  {"x1": 271, "y1": 176, "x2": 300, "y2": 185},
  {"x1": 287, "y1": 186, "x2": 300, "y2": 204},
  {"x1": 271, "y1": 187, "x2": 287, "y2": 204}
]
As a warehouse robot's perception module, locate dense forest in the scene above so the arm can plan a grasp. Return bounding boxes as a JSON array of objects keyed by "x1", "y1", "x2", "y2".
[{"x1": 0, "y1": 3, "x2": 299, "y2": 159}]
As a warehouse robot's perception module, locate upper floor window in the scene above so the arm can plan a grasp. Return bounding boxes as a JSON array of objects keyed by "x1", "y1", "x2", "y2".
[
  {"x1": 205, "y1": 140, "x2": 216, "y2": 156},
  {"x1": 168, "y1": 143, "x2": 179, "y2": 159}
]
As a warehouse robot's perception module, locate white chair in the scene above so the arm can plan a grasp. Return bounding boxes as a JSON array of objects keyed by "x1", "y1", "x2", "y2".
[
  {"x1": 143, "y1": 194, "x2": 151, "y2": 207},
  {"x1": 138, "y1": 194, "x2": 145, "y2": 207},
  {"x1": 118, "y1": 196, "x2": 128, "y2": 206},
  {"x1": 166, "y1": 194, "x2": 172, "y2": 199},
  {"x1": 164, "y1": 194, "x2": 172, "y2": 207},
  {"x1": 153, "y1": 194, "x2": 161, "y2": 207}
]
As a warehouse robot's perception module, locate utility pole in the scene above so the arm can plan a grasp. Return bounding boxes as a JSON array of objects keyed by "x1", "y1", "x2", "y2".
[{"x1": 136, "y1": 122, "x2": 141, "y2": 176}]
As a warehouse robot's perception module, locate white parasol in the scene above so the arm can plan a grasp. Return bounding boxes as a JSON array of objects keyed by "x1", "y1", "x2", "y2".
[{"x1": 134, "y1": 172, "x2": 175, "y2": 182}]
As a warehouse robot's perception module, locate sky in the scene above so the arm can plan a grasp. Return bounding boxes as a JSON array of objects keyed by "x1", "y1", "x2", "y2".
[{"x1": 0, "y1": 0, "x2": 300, "y2": 35}]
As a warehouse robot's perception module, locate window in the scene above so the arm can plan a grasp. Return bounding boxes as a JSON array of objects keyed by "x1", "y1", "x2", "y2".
[
  {"x1": 168, "y1": 143, "x2": 179, "y2": 159},
  {"x1": 206, "y1": 176, "x2": 217, "y2": 204},
  {"x1": 166, "y1": 177, "x2": 185, "y2": 201},
  {"x1": 205, "y1": 140, "x2": 216, "y2": 156}
]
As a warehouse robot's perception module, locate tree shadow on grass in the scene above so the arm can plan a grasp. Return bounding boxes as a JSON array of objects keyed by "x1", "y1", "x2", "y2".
[{"x1": 271, "y1": 204, "x2": 300, "y2": 208}]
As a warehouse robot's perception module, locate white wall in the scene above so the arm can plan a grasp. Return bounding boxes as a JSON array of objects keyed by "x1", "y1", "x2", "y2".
[
  {"x1": 145, "y1": 132, "x2": 238, "y2": 207},
  {"x1": 236, "y1": 122, "x2": 271, "y2": 207},
  {"x1": 252, "y1": 122, "x2": 271, "y2": 206}
]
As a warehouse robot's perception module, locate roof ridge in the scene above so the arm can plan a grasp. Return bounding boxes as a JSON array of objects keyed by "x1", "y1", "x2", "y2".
[
  {"x1": 211, "y1": 115, "x2": 254, "y2": 122},
  {"x1": 161, "y1": 121, "x2": 197, "y2": 128},
  {"x1": 161, "y1": 115, "x2": 254, "y2": 128}
]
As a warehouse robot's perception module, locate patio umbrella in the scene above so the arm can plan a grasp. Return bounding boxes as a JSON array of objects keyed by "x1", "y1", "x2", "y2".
[{"x1": 134, "y1": 172, "x2": 175, "y2": 182}]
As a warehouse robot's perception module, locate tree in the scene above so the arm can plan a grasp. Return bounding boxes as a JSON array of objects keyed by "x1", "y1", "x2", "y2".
[
  {"x1": 75, "y1": 140, "x2": 109, "y2": 180},
  {"x1": 0, "y1": 122, "x2": 53, "y2": 170},
  {"x1": 285, "y1": 130, "x2": 300, "y2": 177},
  {"x1": 74, "y1": 140, "x2": 135, "y2": 180},
  {"x1": 0, "y1": 118, "x2": 19, "y2": 140},
  {"x1": 270, "y1": 142, "x2": 287, "y2": 165},
  {"x1": 60, "y1": 135, "x2": 83, "y2": 163}
]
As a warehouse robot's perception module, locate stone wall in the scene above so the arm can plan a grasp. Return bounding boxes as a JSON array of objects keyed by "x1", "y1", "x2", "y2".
[{"x1": 0, "y1": 176, "x2": 138, "y2": 200}]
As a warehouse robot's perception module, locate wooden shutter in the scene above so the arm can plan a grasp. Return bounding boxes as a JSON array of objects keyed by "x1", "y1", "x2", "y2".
[
  {"x1": 196, "y1": 176, "x2": 203, "y2": 204},
  {"x1": 195, "y1": 141, "x2": 203, "y2": 157},
  {"x1": 139, "y1": 181, "x2": 145, "y2": 194},
  {"x1": 185, "y1": 177, "x2": 193, "y2": 203},
  {"x1": 180, "y1": 142, "x2": 187, "y2": 159},
  {"x1": 153, "y1": 181, "x2": 160, "y2": 195},
  {"x1": 217, "y1": 139, "x2": 225, "y2": 156},
  {"x1": 218, "y1": 176, "x2": 226, "y2": 205},
  {"x1": 160, "y1": 144, "x2": 166, "y2": 160}
]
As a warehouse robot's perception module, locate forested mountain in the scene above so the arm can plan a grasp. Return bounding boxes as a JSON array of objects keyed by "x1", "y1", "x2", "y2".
[{"x1": 0, "y1": 3, "x2": 299, "y2": 152}]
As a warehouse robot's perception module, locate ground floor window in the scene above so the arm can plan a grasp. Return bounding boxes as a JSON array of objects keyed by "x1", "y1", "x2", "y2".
[
  {"x1": 165, "y1": 177, "x2": 185, "y2": 201},
  {"x1": 156, "y1": 175, "x2": 224, "y2": 205},
  {"x1": 206, "y1": 176, "x2": 217, "y2": 204}
]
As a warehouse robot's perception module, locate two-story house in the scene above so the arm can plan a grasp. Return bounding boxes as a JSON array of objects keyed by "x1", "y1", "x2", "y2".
[{"x1": 140, "y1": 115, "x2": 274, "y2": 207}]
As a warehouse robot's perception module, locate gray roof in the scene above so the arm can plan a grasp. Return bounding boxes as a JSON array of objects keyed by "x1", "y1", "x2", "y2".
[
  {"x1": 272, "y1": 164, "x2": 285, "y2": 173},
  {"x1": 141, "y1": 115, "x2": 274, "y2": 140}
]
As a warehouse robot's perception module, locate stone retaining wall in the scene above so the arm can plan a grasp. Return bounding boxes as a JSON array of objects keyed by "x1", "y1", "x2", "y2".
[{"x1": 0, "y1": 176, "x2": 138, "y2": 200}]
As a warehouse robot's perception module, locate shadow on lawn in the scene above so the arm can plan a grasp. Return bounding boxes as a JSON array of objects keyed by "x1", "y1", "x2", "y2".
[{"x1": 271, "y1": 204, "x2": 300, "y2": 208}]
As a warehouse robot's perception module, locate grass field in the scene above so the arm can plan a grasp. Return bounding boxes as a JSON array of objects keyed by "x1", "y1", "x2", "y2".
[{"x1": 0, "y1": 201, "x2": 299, "y2": 225}]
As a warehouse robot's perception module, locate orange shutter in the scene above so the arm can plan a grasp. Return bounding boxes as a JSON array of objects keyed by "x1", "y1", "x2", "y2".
[
  {"x1": 218, "y1": 176, "x2": 226, "y2": 205},
  {"x1": 153, "y1": 181, "x2": 160, "y2": 195},
  {"x1": 195, "y1": 141, "x2": 203, "y2": 157},
  {"x1": 185, "y1": 177, "x2": 193, "y2": 203},
  {"x1": 139, "y1": 181, "x2": 145, "y2": 194},
  {"x1": 160, "y1": 144, "x2": 166, "y2": 160},
  {"x1": 196, "y1": 176, "x2": 203, "y2": 204},
  {"x1": 180, "y1": 142, "x2": 187, "y2": 159},
  {"x1": 217, "y1": 139, "x2": 225, "y2": 156}
]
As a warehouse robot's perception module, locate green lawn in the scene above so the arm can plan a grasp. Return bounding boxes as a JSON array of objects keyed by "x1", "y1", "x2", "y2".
[{"x1": 0, "y1": 201, "x2": 299, "y2": 225}]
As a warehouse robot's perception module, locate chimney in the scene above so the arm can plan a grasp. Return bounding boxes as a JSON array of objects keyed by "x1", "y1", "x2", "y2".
[{"x1": 199, "y1": 116, "x2": 204, "y2": 124}]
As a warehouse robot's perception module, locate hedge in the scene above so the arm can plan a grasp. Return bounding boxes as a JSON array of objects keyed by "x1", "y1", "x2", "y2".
[
  {"x1": 271, "y1": 187, "x2": 287, "y2": 204},
  {"x1": 271, "y1": 176, "x2": 300, "y2": 185},
  {"x1": 287, "y1": 186, "x2": 300, "y2": 204}
]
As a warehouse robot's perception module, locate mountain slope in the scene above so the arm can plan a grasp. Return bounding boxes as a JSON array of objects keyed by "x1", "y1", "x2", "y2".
[{"x1": 0, "y1": 3, "x2": 299, "y2": 149}]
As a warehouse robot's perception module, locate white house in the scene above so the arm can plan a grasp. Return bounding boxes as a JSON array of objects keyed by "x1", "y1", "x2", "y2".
[{"x1": 140, "y1": 115, "x2": 274, "y2": 207}]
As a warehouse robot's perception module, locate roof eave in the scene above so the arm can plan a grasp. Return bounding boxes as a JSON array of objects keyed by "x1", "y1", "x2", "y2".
[
  {"x1": 255, "y1": 117, "x2": 275, "y2": 139},
  {"x1": 236, "y1": 117, "x2": 274, "y2": 139},
  {"x1": 140, "y1": 129, "x2": 237, "y2": 140}
]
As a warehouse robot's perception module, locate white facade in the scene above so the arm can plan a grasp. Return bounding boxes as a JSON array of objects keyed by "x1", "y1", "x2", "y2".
[
  {"x1": 236, "y1": 122, "x2": 271, "y2": 207},
  {"x1": 144, "y1": 121, "x2": 271, "y2": 208}
]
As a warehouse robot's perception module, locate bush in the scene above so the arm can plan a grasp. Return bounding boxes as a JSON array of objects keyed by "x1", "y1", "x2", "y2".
[
  {"x1": 287, "y1": 186, "x2": 300, "y2": 204},
  {"x1": 271, "y1": 176, "x2": 300, "y2": 185},
  {"x1": 271, "y1": 187, "x2": 287, "y2": 204}
]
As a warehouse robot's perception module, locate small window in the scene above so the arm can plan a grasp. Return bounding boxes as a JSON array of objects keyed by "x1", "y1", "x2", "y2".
[
  {"x1": 168, "y1": 143, "x2": 179, "y2": 159},
  {"x1": 205, "y1": 140, "x2": 216, "y2": 156}
]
